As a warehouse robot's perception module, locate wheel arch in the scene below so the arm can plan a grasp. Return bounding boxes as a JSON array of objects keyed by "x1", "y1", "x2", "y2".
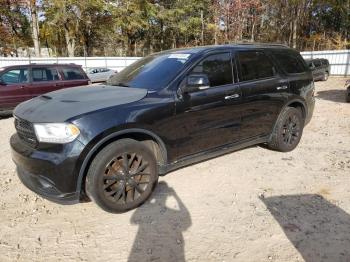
[
  {"x1": 286, "y1": 99, "x2": 307, "y2": 120},
  {"x1": 271, "y1": 98, "x2": 307, "y2": 138},
  {"x1": 76, "y1": 128, "x2": 168, "y2": 198}
]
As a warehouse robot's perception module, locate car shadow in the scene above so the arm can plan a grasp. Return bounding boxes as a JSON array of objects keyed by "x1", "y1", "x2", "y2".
[
  {"x1": 316, "y1": 89, "x2": 348, "y2": 103},
  {"x1": 261, "y1": 194, "x2": 350, "y2": 262},
  {"x1": 128, "y1": 181, "x2": 192, "y2": 262}
]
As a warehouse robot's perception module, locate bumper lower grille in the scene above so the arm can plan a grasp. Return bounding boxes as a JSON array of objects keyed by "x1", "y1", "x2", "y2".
[{"x1": 14, "y1": 118, "x2": 38, "y2": 147}]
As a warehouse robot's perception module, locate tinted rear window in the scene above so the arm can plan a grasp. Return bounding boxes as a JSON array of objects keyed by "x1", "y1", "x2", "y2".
[
  {"x1": 313, "y1": 60, "x2": 321, "y2": 67},
  {"x1": 273, "y1": 52, "x2": 306, "y2": 74},
  {"x1": 238, "y1": 51, "x2": 275, "y2": 81},
  {"x1": 321, "y1": 60, "x2": 329, "y2": 66},
  {"x1": 32, "y1": 68, "x2": 59, "y2": 82},
  {"x1": 62, "y1": 67, "x2": 85, "y2": 80}
]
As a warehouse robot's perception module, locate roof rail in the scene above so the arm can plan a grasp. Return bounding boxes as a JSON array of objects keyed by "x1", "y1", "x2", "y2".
[{"x1": 231, "y1": 41, "x2": 289, "y2": 48}]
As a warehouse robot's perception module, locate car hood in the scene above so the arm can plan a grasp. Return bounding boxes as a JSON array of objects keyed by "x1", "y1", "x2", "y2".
[{"x1": 14, "y1": 85, "x2": 148, "y2": 123}]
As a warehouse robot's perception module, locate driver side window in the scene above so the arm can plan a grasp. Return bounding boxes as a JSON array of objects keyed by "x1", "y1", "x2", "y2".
[
  {"x1": 1, "y1": 68, "x2": 29, "y2": 85},
  {"x1": 191, "y1": 53, "x2": 233, "y2": 87}
]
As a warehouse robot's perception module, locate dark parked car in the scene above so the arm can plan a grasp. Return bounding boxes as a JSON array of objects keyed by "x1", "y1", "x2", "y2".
[
  {"x1": 0, "y1": 64, "x2": 90, "y2": 115},
  {"x1": 10, "y1": 44, "x2": 315, "y2": 213},
  {"x1": 345, "y1": 79, "x2": 350, "y2": 102},
  {"x1": 305, "y1": 58, "x2": 330, "y2": 81}
]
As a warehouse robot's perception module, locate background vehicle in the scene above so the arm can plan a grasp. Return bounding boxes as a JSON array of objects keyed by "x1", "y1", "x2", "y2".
[
  {"x1": 306, "y1": 58, "x2": 330, "y2": 81},
  {"x1": 11, "y1": 44, "x2": 315, "y2": 213},
  {"x1": 87, "y1": 68, "x2": 117, "y2": 83},
  {"x1": 345, "y1": 79, "x2": 350, "y2": 102},
  {"x1": 0, "y1": 64, "x2": 89, "y2": 114}
]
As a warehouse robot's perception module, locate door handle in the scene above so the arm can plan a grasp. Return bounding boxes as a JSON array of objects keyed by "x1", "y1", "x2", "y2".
[
  {"x1": 276, "y1": 85, "x2": 288, "y2": 90},
  {"x1": 225, "y1": 94, "x2": 240, "y2": 100}
]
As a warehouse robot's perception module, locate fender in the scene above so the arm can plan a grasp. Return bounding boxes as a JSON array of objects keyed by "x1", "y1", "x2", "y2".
[
  {"x1": 269, "y1": 97, "x2": 307, "y2": 141},
  {"x1": 75, "y1": 128, "x2": 168, "y2": 194},
  {"x1": 284, "y1": 98, "x2": 308, "y2": 118}
]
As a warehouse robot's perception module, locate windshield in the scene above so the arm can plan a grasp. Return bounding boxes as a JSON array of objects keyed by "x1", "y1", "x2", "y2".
[{"x1": 107, "y1": 53, "x2": 192, "y2": 90}]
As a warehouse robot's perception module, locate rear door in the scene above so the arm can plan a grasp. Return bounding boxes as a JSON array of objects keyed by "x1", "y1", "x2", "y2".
[
  {"x1": 0, "y1": 67, "x2": 31, "y2": 110},
  {"x1": 236, "y1": 50, "x2": 288, "y2": 139},
  {"x1": 28, "y1": 66, "x2": 64, "y2": 98},
  {"x1": 99, "y1": 68, "x2": 112, "y2": 82},
  {"x1": 60, "y1": 66, "x2": 89, "y2": 87}
]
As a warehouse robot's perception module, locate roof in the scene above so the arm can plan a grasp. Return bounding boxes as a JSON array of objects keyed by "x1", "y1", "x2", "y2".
[
  {"x1": 158, "y1": 43, "x2": 291, "y2": 55},
  {"x1": 0, "y1": 63, "x2": 82, "y2": 69}
]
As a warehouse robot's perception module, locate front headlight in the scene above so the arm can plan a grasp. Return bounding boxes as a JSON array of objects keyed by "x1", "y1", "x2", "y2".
[{"x1": 34, "y1": 123, "x2": 80, "y2": 144}]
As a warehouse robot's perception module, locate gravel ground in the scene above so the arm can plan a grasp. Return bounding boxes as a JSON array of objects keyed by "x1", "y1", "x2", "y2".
[{"x1": 0, "y1": 78, "x2": 349, "y2": 262}]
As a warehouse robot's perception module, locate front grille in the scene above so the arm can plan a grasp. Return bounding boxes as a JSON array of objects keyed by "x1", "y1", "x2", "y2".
[{"x1": 14, "y1": 117, "x2": 38, "y2": 147}]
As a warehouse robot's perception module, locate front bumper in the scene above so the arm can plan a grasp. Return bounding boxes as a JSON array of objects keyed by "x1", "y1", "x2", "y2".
[{"x1": 10, "y1": 134, "x2": 85, "y2": 204}]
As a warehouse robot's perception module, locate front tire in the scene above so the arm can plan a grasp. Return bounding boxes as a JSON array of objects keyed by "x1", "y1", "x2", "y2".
[
  {"x1": 268, "y1": 107, "x2": 304, "y2": 152},
  {"x1": 86, "y1": 139, "x2": 158, "y2": 213}
]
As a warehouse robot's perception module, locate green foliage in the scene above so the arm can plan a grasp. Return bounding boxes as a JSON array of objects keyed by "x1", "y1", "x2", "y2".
[{"x1": 0, "y1": 0, "x2": 348, "y2": 56}]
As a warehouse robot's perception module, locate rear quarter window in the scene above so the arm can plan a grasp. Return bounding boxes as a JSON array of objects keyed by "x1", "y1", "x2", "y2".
[
  {"x1": 273, "y1": 52, "x2": 307, "y2": 74},
  {"x1": 321, "y1": 60, "x2": 329, "y2": 66},
  {"x1": 313, "y1": 60, "x2": 321, "y2": 67},
  {"x1": 62, "y1": 67, "x2": 86, "y2": 80}
]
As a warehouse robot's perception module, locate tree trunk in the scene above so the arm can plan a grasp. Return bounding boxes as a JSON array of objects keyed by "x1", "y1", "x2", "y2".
[
  {"x1": 292, "y1": 7, "x2": 298, "y2": 49},
  {"x1": 64, "y1": 26, "x2": 75, "y2": 57},
  {"x1": 251, "y1": 18, "x2": 256, "y2": 42},
  {"x1": 201, "y1": 10, "x2": 204, "y2": 45},
  {"x1": 29, "y1": 0, "x2": 40, "y2": 57}
]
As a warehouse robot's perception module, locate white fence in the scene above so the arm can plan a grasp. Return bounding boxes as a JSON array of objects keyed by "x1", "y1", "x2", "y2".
[
  {"x1": 301, "y1": 50, "x2": 349, "y2": 76},
  {"x1": 0, "y1": 49, "x2": 349, "y2": 76},
  {"x1": 0, "y1": 57, "x2": 141, "y2": 72}
]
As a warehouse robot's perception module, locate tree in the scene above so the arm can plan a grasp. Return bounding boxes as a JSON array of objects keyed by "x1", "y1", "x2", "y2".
[{"x1": 1, "y1": 0, "x2": 349, "y2": 57}]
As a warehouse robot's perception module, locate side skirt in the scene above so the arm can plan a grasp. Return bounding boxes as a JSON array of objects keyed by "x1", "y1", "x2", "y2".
[{"x1": 159, "y1": 135, "x2": 269, "y2": 175}]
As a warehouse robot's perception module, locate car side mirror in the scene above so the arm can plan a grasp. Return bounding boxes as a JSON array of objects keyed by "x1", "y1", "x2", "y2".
[{"x1": 183, "y1": 74, "x2": 210, "y2": 93}]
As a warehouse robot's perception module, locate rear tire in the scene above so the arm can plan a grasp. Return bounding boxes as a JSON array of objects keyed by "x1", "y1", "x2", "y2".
[
  {"x1": 86, "y1": 139, "x2": 158, "y2": 213},
  {"x1": 268, "y1": 107, "x2": 304, "y2": 152}
]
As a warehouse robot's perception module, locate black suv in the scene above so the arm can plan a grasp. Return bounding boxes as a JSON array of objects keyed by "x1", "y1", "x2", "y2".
[
  {"x1": 10, "y1": 44, "x2": 315, "y2": 213},
  {"x1": 306, "y1": 58, "x2": 330, "y2": 81}
]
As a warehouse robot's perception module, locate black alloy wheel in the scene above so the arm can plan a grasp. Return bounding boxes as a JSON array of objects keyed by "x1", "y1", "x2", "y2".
[
  {"x1": 268, "y1": 107, "x2": 304, "y2": 152},
  {"x1": 86, "y1": 139, "x2": 158, "y2": 213},
  {"x1": 103, "y1": 152, "x2": 151, "y2": 204},
  {"x1": 281, "y1": 114, "x2": 301, "y2": 146}
]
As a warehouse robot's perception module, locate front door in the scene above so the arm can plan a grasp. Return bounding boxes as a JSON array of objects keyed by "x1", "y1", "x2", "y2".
[
  {"x1": 174, "y1": 52, "x2": 243, "y2": 159},
  {"x1": 0, "y1": 67, "x2": 31, "y2": 110}
]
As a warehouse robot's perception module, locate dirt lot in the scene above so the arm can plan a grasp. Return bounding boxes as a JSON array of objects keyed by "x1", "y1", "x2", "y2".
[{"x1": 0, "y1": 78, "x2": 349, "y2": 262}]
